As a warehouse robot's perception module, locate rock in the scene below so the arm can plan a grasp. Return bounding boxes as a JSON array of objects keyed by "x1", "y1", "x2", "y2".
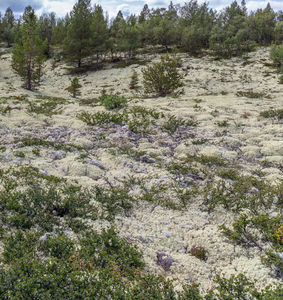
[
  {"x1": 163, "y1": 231, "x2": 170, "y2": 237},
  {"x1": 160, "y1": 221, "x2": 170, "y2": 225},
  {"x1": 157, "y1": 252, "x2": 177, "y2": 271},
  {"x1": 182, "y1": 225, "x2": 193, "y2": 229},
  {"x1": 49, "y1": 151, "x2": 66, "y2": 160}
]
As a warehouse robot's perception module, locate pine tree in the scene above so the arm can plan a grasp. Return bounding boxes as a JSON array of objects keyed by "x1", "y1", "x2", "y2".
[
  {"x1": 66, "y1": 77, "x2": 82, "y2": 97},
  {"x1": 63, "y1": 0, "x2": 92, "y2": 69},
  {"x1": 12, "y1": 6, "x2": 47, "y2": 91},
  {"x1": 142, "y1": 53, "x2": 184, "y2": 97},
  {"x1": 90, "y1": 5, "x2": 109, "y2": 70}
]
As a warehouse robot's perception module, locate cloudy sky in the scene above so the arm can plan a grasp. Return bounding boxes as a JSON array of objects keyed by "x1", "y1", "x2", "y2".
[{"x1": 0, "y1": 0, "x2": 281, "y2": 20}]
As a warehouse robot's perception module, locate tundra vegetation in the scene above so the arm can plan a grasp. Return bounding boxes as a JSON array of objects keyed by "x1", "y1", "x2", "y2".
[{"x1": 0, "y1": 0, "x2": 283, "y2": 298}]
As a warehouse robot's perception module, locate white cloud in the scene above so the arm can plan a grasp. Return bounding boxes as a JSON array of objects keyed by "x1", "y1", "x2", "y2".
[
  {"x1": 116, "y1": 3, "x2": 130, "y2": 16},
  {"x1": 35, "y1": 0, "x2": 75, "y2": 18},
  {"x1": 246, "y1": 1, "x2": 282, "y2": 12}
]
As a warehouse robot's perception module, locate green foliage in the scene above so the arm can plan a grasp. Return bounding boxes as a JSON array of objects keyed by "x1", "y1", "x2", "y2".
[
  {"x1": 190, "y1": 246, "x2": 208, "y2": 261},
  {"x1": 236, "y1": 91, "x2": 271, "y2": 99},
  {"x1": 129, "y1": 70, "x2": 139, "y2": 90},
  {"x1": 216, "y1": 120, "x2": 229, "y2": 127},
  {"x1": 32, "y1": 147, "x2": 40, "y2": 156},
  {"x1": 260, "y1": 108, "x2": 283, "y2": 120},
  {"x1": 269, "y1": 43, "x2": 283, "y2": 67},
  {"x1": 26, "y1": 98, "x2": 64, "y2": 116},
  {"x1": 162, "y1": 114, "x2": 197, "y2": 135},
  {"x1": 79, "y1": 226, "x2": 145, "y2": 273},
  {"x1": 77, "y1": 110, "x2": 126, "y2": 126},
  {"x1": 63, "y1": 0, "x2": 92, "y2": 68},
  {"x1": 100, "y1": 93, "x2": 127, "y2": 109},
  {"x1": 0, "y1": 182, "x2": 98, "y2": 232},
  {"x1": 91, "y1": 186, "x2": 135, "y2": 220},
  {"x1": 0, "y1": 105, "x2": 12, "y2": 115},
  {"x1": 142, "y1": 53, "x2": 184, "y2": 97},
  {"x1": 12, "y1": 7, "x2": 47, "y2": 90},
  {"x1": 66, "y1": 77, "x2": 82, "y2": 98},
  {"x1": 206, "y1": 273, "x2": 265, "y2": 300}
]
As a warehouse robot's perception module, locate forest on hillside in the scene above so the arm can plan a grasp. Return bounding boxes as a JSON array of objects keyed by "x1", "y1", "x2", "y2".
[{"x1": 0, "y1": 0, "x2": 283, "y2": 68}]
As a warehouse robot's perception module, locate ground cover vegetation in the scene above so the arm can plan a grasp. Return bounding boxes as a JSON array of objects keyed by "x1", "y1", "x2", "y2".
[{"x1": 1, "y1": 0, "x2": 283, "y2": 298}]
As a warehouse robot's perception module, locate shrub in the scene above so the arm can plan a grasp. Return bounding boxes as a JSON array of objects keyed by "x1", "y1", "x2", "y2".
[
  {"x1": 129, "y1": 70, "x2": 139, "y2": 90},
  {"x1": 141, "y1": 53, "x2": 184, "y2": 97},
  {"x1": 100, "y1": 93, "x2": 127, "y2": 109},
  {"x1": 190, "y1": 246, "x2": 208, "y2": 261},
  {"x1": 270, "y1": 43, "x2": 283, "y2": 67}
]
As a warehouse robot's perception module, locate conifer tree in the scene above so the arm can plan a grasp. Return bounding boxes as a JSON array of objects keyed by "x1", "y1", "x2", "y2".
[
  {"x1": 63, "y1": 0, "x2": 92, "y2": 69},
  {"x1": 66, "y1": 77, "x2": 82, "y2": 97},
  {"x1": 51, "y1": 13, "x2": 71, "y2": 46},
  {"x1": 12, "y1": 6, "x2": 47, "y2": 91},
  {"x1": 90, "y1": 5, "x2": 109, "y2": 70}
]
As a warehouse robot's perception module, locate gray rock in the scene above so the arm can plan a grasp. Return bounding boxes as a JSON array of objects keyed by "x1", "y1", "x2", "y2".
[
  {"x1": 157, "y1": 252, "x2": 178, "y2": 271},
  {"x1": 160, "y1": 221, "x2": 170, "y2": 225},
  {"x1": 50, "y1": 151, "x2": 66, "y2": 160},
  {"x1": 163, "y1": 231, "x2": 170, "y2": 237},
  {"x1": 182, "y1": 225, "x2": 193, "y2": 229}
]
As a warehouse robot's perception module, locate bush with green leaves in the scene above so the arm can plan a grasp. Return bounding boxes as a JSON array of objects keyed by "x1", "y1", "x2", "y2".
[
  {"x1": 100, "y1": 93, "x2": 127, "y2": 109},
  {"x1": 270, "y1": 43, "x2": 283, "y2": 67},
  {"x1": 129, "y1": 70, "x2": 139, "y2": 90},
  {"x1": 141, "y1": 53, "x2": 184, "y2": 97}
]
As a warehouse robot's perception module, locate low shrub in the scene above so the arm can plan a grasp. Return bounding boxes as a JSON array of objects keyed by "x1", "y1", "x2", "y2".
[{"x1": 100, "y1": 93, "x2": 127, "y2": 109}]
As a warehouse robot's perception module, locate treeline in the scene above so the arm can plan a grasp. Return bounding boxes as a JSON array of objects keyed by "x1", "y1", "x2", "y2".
[{"x1": 1, "y1": 0, "x2": 283, "y2": 67}]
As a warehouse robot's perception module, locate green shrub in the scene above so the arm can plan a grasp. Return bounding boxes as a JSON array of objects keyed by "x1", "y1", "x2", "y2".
[
  {"x1": 100, "y1": 93, "x2": 127, "y2": 109},
  {"x1": 141, "y1": 53, "x2": 184, "y2": 97},
  {"x1": 236, "y1": 91, "x2": 271, "y2": 99},
  {"x1": 129, "y1": 70, "x2": 139, "y2": 90},
  {"x1": 270, "y1": 43, "x2": 283, "y2": 67}
]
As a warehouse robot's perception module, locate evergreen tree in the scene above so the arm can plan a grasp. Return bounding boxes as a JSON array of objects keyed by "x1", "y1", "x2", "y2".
[
  {"x1": 63, "y1": 0, "x2": 92, "y2": 68},
  {"x1": 142, "y1": 53, "x2": 184, "y2": 97},
  {"x1": 12, "y1": 6, "x2": 47, "y2": 91},
  {"x1": 3, "y1": 7, "x2": 15, "y2": 28},
  {"x1": 66, "y1": 77, "x2": 82, "y2": 97},
  {"x1": 138, "y1": 4, "x2": 150, "y2": 24},
  {"x1": 51, "y1": 14, "x2": 70, "y2": 46},
  {"x1": 90, "y1": 5, "x2": 109, "y2": 69},
  {"x1": 3, "y1": 25, "x2": 13, "y2": 47},
  {"x1": 109, "y1": 10, "x2": 124, "y2": 60},
  {"x1": 39, "y1": 12, "x2": 56, "y2": 56}
]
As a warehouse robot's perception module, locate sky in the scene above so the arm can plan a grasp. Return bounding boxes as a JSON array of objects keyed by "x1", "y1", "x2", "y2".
[{"x1": 0, "y1": 0, "x2": 282, "y2": 21}]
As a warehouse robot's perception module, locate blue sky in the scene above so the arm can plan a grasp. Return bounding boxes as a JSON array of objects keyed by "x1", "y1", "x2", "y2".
[{"x1": 0, "y1": 0, "x2": 282, "y2": 20}]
